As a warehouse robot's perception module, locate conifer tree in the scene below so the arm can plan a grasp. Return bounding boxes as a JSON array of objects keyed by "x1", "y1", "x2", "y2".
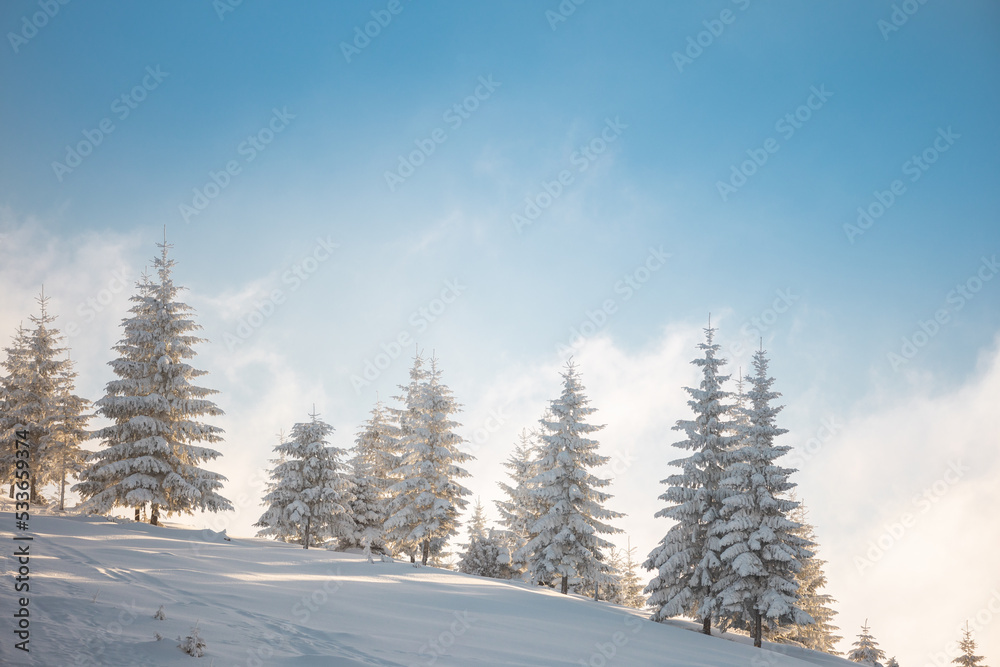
[
  {"x1": 952, "y1": 623, "x2": 989, "y2": 667},
  {"x1": 385, "y1": 353, "x2": 473, "y2": 565},
  {"x1": 1, "y1": 292, "x2": 91, "y2": 506},
  {"x1": 342, "y1": 399, "x2": 397, "y2": 554},
  {"x1": 886, "y1": 658, "x2": 900, "y2": 667},
  {"x1": 608, "y1": 540, "x2": 647, "y2": 609},
  {"x1": 495, "y1": 428, "x2": 540, "y2": 576},
  {"x1": 848, "y1": 620, "x2": 886, "y2": 666},
  {"x1": 459, "y1": 528, "x2": 515, "y2": 579},
  {"x1": 644, "y1": 323, "x2": 736, "y2": 634},
  {"x1": 766, "y1": 499, "x2": 842, "y2": 653},
  {"x1": 75, "y1": 244, "x2": 231, "y2": 524},
  {"x1": 467, "y1": 497, "x2": 488, "y2": 541},
  {"x1": 256, "y1": 412, "x2": 354, "y2": 548},
  {"x1": 715, "y1": 347, "x2": 811, "y2": 647},
  {"x1": 517, "y1": 360, "x2": 623, "y2": 594}
]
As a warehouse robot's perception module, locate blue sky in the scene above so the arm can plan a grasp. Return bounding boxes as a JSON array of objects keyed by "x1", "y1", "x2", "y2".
[{"x1": 2, "y1": 1, "x2": 999, "y2": 661}]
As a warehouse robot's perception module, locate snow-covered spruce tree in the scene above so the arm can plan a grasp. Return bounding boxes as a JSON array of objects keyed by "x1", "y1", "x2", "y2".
[
  {"x1": 714, "y1": 347, "x2": 812, "y2": 647},
  {"x1": 256, "y1": 412, "x2": 354, "y2": 548},
  {"x1": 0, "y1": 292, "x2": 91, "y2": 506},
  {"x1": 886, "y1": 658, "x2": 900, "y2": 667},
  {"x1": 495, "y1": 428, "x2": 541, "y2": 576},
  {"x1": 607, "y1": 541, "x2": 648, "y2": 609},
  {"x1": 766, "y1": 499, "x2": 842, "y2": 653},
  {"x1": 644, "y1": 323, "x2": 736, "y2": 635},
  {"x1": 74, "y1": 245, "x2": 231, "y2": 525},
  {"x1": 459, "y1": 528, "x2": 515, "y2": 579},
  {"x1": 847, "y1": 620, "x2": 886, "y2": 665},
  {"x1": 385, "y1": 353, "x2": 474, "y2": 565},
  {"x1": 517, "y1": 360, "x2": 624, "y2": 595},
  {"x1": 953, "y1": 622, "x2": 990, "y2": 667},
  {"x1": 341, "y1": 398, "x2": 397, "y2": 554},
  {"x1": 466, "y1": 497, "x2": 488, "y2": 541}
]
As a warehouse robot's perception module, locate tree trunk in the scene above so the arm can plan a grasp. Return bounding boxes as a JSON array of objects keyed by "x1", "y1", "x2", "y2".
[
  {"x1": 304, "y1": 517, "x2": 311, "y2": 549},
  {"x1": 150, "y1": 503, "x2": 160, "y2": 526},
  {"x1": 410, "y1": 552, "x2": 416, "y2": 563},
  {"x1": 561, "y1": 575, "x2": 569, "y2": 595},
  {"x1": 135, "y1": 505, "x2": 141, "y2": 522},
  {"x1": 594, "y1": 581, "x2": 599, "y2": 601},
  {"x1": 421, "y1": 540, "x2": 429, "y2": 565},
  {"x1": 58, "y1": 470, "x2": 66, "y2": 511},
  {"x1": 753, "y1": 609, "x2": 762, "y2": 648},
  {"x1": 702, "y1": 616, "x2": 711, "y2": 635}
]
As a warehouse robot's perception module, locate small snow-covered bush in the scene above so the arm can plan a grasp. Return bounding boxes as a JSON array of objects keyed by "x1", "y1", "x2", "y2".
[
  {"x1": 178, "y1": 625, "x2": 206, "y2": 657},
  {"x1": 153, "y1": 605, "x2": 166, "y2": 620}
]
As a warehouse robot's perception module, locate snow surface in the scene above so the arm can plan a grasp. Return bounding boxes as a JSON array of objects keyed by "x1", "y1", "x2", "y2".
[{"x1": 1, "y1": 513, "x2": 858, "y2": 666}]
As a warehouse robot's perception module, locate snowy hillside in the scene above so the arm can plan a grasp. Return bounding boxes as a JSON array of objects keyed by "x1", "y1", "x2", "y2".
[{"x1": 2, "y1": 513, "x2": 858, "y2": 666}]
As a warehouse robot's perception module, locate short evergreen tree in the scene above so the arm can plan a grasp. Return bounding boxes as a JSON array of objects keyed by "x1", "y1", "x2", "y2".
[
  {"x1": 466, "y1": 497, "x2": 488, "y2": 541},
  {"x1": 1, "y1": 292, "x2": 91, "y2": 506},
  {"x1": 256, "y1": 412, "x2": 354, "y2": 548},
  {"x1": 342, "y1": 399, "x2": 397, "y2": 554},
  {"x1": 495, "y1": 428, "x2": 540, "y2": 576},
  {"x1": 766, "y1": 499, "x2": 842, "y2": 653},
  {"x1": 459, "y1": 528, "x2": 515, "y2": 579},
  {"x1": 848, "y1": 620, "x2": 886, "y2": 665},
  {"x1": 517, "y1": 360, "x2": 623, "y2": 595},
  {"x1": 75, "y1": 245, "x2": 231, "y2": 524},
  {"x1": 607, "y1": 540, "x2": 647, "y2": 609},
  {"x1": 714, "y1": 347, "x2": 812, "y2": 647},
  {"x1": 952, "y1": 622, "x2": 989, "y2": 667},
  {"x1": 385, "y1": 353, "x2": 474, "y2": 565},
  {"x1": 886, "y1": 658, "x2": 899, "y2": 667},
  {"x1": 644, "y1": 323, "x2": 736, "y2": 635}
]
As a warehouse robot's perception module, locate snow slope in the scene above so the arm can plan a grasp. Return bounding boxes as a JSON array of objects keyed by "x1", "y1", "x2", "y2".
[{"x1": 1, "y1": 513, "x2": 857, "y2": 666}]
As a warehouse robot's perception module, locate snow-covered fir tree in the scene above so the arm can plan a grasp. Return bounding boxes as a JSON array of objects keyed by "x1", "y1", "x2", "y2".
[
  {"x1": 459, "y1": 528, "x2": 515, "y2": 579},
  {"x1": 495, "y1": 428, "x2": 541, "y2": 576},
  {"x1": 385, "y1": 353, "x2": 474, "y2": 565},
  {"x1": 607, "y1": 540, "x2": 648, "y2": 609},
  {"x1": 256, "y1": 412, "x2": 354, "y2": 548},
  {"x1": 714, "y1": 347, "x2": 812, "y2": 647},
  {"x1": 953, "y1": 623, "x2": 989, "y2": 667},
  {"x1": 886, "y1": 658, "x2": 900, "y2": 667},
  {"x1": 74, "y1": 245, "x2": 231, "y2": 524},
  {"x1": 516, "y1": 360, "x2": 623, "y2": 595},
  {"x1": 466, "y1": 497, "x2": 488, "y2": 541},
  {"x1": 766, "y1": 499, "x2": 842, "y2": 653},
  {"x1": 341, "y1": 398, "x2": 397, "y2": 554},
  {"x1": 847, "y1": 620, "x2": 886, "y2": 666},
  {"x1": 644, "y1": 323, "x2": 736, "y2": 635},
  {"x1": 0, "y1": 291, "x2": 91, "y2": 506}
]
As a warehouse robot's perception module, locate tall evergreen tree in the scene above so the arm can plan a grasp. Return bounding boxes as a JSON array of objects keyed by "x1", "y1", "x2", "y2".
[
  {"x1": 495, "y1": 428, "x2": 540, "y2": 576},
  {"x1": 766, "y1": 499, "x2": 842, "y2": 653},
  {"x1": 342, "y1": 399, "x2": 397, "y2": 554},
  {"x1": 1, "y1": 292, "x2": 91, "y2": 506},
  {"x1": 385, "y1": 353, "x2": 473, "y2": 565},
  {"x1": 953, "y1": 623, "x2": 989, "y2": 667},
  {"x1": 847, "y1": 620, "x2": 886, "y2": 666},
  {"x1": 644, "y1": 323, "x2": 736, "y2": 635},
  {"x1": 75, "y1": 244, "x2": 231, "y2": 524},
  {"x1": 256, "y1": 412, "x2": 354, "y2": 548},
  {"x1": 715, "y1": 347, "x2": 811, "y2": 647},
  {"x1": 517, "y1": 360, "x2": 623, "y2": 594}
]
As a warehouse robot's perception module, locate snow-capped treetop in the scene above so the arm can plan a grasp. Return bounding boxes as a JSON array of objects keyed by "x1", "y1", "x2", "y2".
[
  {"x1": 847, "y1": 619, "x2": 887, "y2": 666},
  {"x1": 952, "y1": 622, "x2": 989, "y2": 667}
]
